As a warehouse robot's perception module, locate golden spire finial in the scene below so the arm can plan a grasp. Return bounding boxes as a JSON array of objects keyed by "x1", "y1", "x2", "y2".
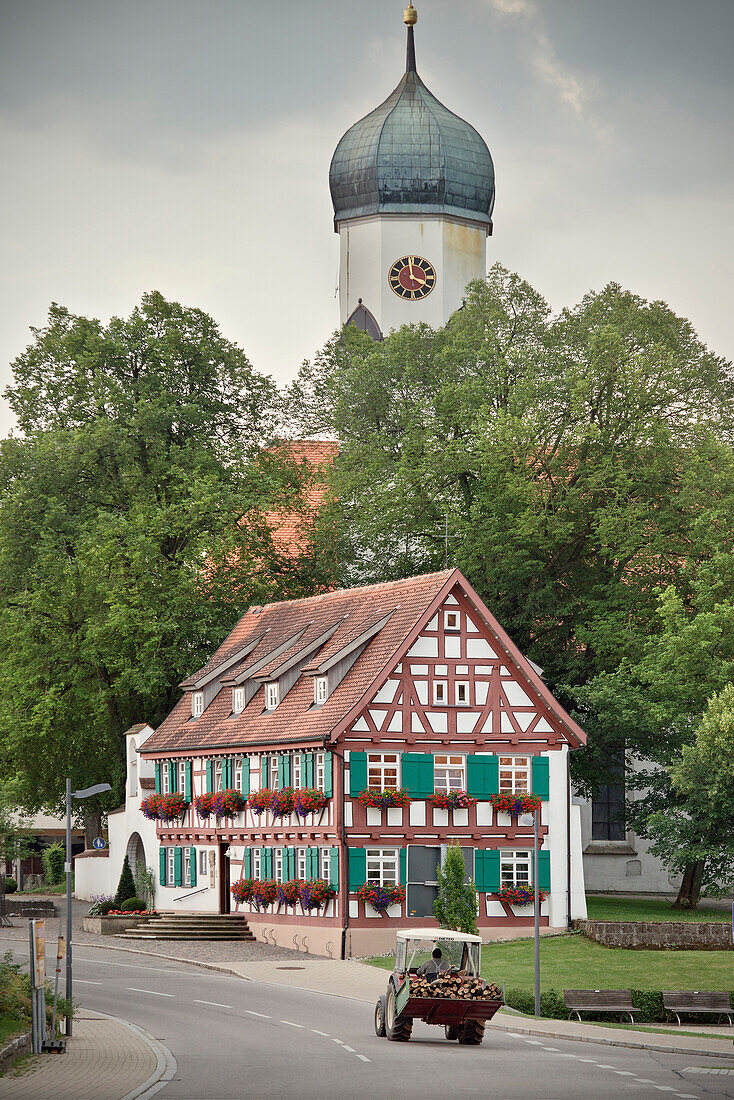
[{"x1": 404, "y1": 3, "x2": 417, "y2": 26}]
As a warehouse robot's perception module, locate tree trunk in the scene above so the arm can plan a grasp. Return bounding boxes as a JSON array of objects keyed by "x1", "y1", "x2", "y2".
[
  {"x1": 672, "y1": 861, "x2": 705, "y2": 908},
  {"x1": 83, "y1": 809, "x2": 103, "y2": 851}
]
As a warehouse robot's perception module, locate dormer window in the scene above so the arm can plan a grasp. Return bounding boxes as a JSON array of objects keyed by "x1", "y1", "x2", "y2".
[
  {"x1": 192, "y1": 691, "x2": 204, "y2": 718},
  {"x1": 265, "y1": 682, "x2": 279, "y2": 711},
  {"x1": 232, "y1": 686, "x2": 245, "y2": 715},
  {"x1": 445, "y1": 610, "x2": 460, "y2": 631},
  {"x1": 314, "y1": 676, "x2": 328, "y2": 706}
]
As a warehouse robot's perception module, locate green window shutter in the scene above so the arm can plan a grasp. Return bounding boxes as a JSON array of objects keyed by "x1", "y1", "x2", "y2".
[
  {"x1": 169, "y1": 761, "x2": 177, "y2": 793},
  {"x1": 467, "y1": 754, "x2": 499, "y2": 797},
  {"x1": 300, "y1": 753, "x2": 309, "y2": 786},
  {"x1": 279, "y1": 754, "x2": 290, "y2": 787},
  {"x1": 159, "y1": 847, "x2": 166, "y2": 886},
  {"x1": 532, "y1": 755, "x2": 550, "y2": 801},
  {"x1": 190, "y1": 847, "x2": 197, "y2": 887},
  {"x1": 261, "y1": 848, "x2": 271, "y2": 878},
  {"x1": 174, "y1": 847, "x2": 183, "y2": 887},
  {"x1": 323, "y1": 752, "x2": 333, "y2": 797},
  {"x1": 348, "y1": 848, "x2": 366, "y2": 891},
  {"x1": 243, "y1": 848, "x2": 251, "y2": 878},
  {"x1": 330, "y1": 847, "x2": 339, "y2": 889},
  {"x1": 227, "y1": 758, "x2": 235, "y2": 788},
  {"x1": 206, "y1": 760, "x2": 213, "y2": 794},
  {"x1": 285, "y1": 847, "x2": 296, "y2": 880},
  {"x1": 308, "y1": 847, "x2": 319, "y2": 879},
  {"x1": 185, "y1": 761, "x2": 192, "y2": 803},
  {"x1": 475, "y1": 848, "x2": 501, "y2": 893},
  {"x1": 155, "y1": 761, "x2": 161, "y2": 794},
  {"x1": 538, "y1": 850, "x2": 551, "y2": 892},
  {"x1": 402, "y1": 753, "x2": 434, "y2": 798},
  {"x1": 241, "y1": 758, "x2": 250, "y2": 796},
  {"x1": 400, "y1": 848, "x2": 407, "y2": 886},
  {"x1": 349, "y1": 751, "x2": 367, "y2": 795},
  {"x1": 261, "y1": 756, "x2": 269, "y2": 789}
]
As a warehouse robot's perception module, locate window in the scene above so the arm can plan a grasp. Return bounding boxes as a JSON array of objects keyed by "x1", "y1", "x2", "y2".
[
  {"x1": 445, "y1": 610, "x2": 460, "y2": 631},
  {"x1": 269, "y1": 756, "x2": 280, "y2": 789},
  {"x1": 315, "y1": 751, "x2": 326, "y2": 791},
  {"x1": 234, "y1": 759, "x2": 243, "y2": 793},
  {"x1": 499, "y1": 755, "x2": 530, "y2": 793},
  {"x1": 366, "y1": 847, "x2": 399, "y2": 887},
  {"x1": 592, "y1": 756, "x2": 625, "y2": 841},
  {"x1": 198, "y1": 850, "x2": 208, "y2": 876},
  {"x1": 367, "y1": 753, "x2": 399, "y2": 791},
  {"x1": 166, "y1": 847, "x2": 175, "y2": 887},
  {"x1": 184, "y1": 848, "x2": 191, "y2": 887},
  {"x1": 434, "y1": 754, "x2": 466, "y2": 791},
  {"x1": 320, "y1": 848, "x2": 331, "y2": 882},
  {"x1": 297, "y1": 847, "x2": 307, "y2": 879},
  {"x1": 232, "y1": 686, "x2": 245, "y2": 715},
  {"x1": 274, "y1": 848, "x2": 283, "y2": 884},
  {"x1": 314, "y1": 676, "x2": 328, "y2": 706},
  {"x1": 433, "y1": 681, "x2": 447, "y2": 704},
  {"x1": 292, "y1": 753, "x2": 302, "y2": 788},
  {"x1": 214, "y1": 760, "x2": 224, "y2": 792},
  {"x1": 252, "y1": 848, "x2": 261, "y2": 879},
  {"x1": 265, "y1": 682, "x2": 279, "y2": 710},
  {"x1": 500, "y1": 849, "x2": 532, "y2": 888},
  {"x1": 178, "y1": 760, "x2": 187, "y2": 793},
  {"x1": 455, "y1": 681, "x2": 469, "y2": 705},
  {"x1": 192, "y1": 691, "x2": 204, "y2": 718},
  {"x1": 162, "y1": 763, "x2": 170, "y2": 795}
]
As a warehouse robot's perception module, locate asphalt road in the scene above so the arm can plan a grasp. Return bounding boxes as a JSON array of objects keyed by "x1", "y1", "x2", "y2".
[{"x1": 4, "y1": 941, "x2": 733, "y2": 1100}]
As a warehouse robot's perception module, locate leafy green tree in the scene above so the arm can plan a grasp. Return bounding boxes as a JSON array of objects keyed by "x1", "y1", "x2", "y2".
[
  {"x1": 433, "y1": 843, "x2": 478, "y2": 935},
  {"x1": 0, "y1": 293, "x2": 332, "y2": 840},
  {"x1": 0, "y1": 784, "x2": 33, "y2": 921},
  {"x1": 113, "y1": 855, "x2": 137, "y2": 907},
  {"x1": 42, "y1": 843, "x2": 65, "y2": 887}
]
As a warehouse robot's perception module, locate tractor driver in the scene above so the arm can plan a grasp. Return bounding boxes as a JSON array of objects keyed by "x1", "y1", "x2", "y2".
[{"x1": 417, "y1": 947, "x2": 446, "y2": 978}]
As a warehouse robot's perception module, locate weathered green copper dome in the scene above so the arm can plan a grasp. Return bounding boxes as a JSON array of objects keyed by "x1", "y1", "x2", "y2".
[{"x1": 329, "y1": 17, "x2": 494, "y2": 230}]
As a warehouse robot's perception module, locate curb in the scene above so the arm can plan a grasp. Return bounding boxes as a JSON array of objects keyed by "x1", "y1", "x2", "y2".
[
  {"x1": 490, "y1": 1016, "x2": 734, "y2": 1061},
  {"x1": 89, "y1": 1010, "x2": 177, "y2": 1100}
]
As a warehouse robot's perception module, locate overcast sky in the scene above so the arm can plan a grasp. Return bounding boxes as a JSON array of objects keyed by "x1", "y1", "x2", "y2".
[{"x1": 1, "y1": 0, "x2": 732, "y2": 436}]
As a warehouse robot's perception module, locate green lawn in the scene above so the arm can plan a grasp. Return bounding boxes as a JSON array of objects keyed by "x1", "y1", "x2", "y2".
[
  {"x1": 586, "y1": 894, "x2": 731, "y2": 923},
  {"x1": 0, "y1": 1014, "x2": 27, "y2": 1046}
]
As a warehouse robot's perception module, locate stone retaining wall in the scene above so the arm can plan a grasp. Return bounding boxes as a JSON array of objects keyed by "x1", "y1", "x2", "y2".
[
  {"x1": 0, "y1": 1031, "x2": 32, "y2": 1075},
  {"x1": 82, "y1": 914, "x2": 159, "y2": 935},
  {"x1": 575, "y1": 919, "x2": 733, "y2": 950},
  {"x1": 2, "y1": 898, "x2": 56, "y2": 917}
]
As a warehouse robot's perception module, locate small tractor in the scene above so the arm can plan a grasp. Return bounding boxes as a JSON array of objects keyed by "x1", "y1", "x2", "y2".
[{"x1": 374, "y1": 928, "x2": 503, "y2": 1045}]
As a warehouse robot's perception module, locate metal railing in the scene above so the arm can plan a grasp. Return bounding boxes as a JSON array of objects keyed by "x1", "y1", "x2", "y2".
[{"x1": 172, "y1": 887, "x2": 208, "y2": 902}]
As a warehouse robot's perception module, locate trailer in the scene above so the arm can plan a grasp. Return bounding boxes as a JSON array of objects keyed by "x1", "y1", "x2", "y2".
[{"x1": 374, "y1": 928, "x2": 503, "y2": 1045}]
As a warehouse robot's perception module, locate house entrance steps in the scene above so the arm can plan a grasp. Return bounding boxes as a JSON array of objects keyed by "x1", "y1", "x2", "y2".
[{"x1": 117, "y1": 913, "x2": 255, "y2": 941}]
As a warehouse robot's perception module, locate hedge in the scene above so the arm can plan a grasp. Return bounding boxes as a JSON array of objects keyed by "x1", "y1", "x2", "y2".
[{"x1": 505, "y1": 987, "x2": 734, "y2": 1023}]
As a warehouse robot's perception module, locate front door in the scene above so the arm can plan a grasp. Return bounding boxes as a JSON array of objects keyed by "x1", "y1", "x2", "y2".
[{"x1": 219, "y1": 843, "x2": 231, "y2": 913}]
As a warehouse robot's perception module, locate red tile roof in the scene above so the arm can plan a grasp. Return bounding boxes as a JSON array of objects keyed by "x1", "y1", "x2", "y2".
[{"x1": 264, "y1": 439, "x2": 338, "y2": 560}]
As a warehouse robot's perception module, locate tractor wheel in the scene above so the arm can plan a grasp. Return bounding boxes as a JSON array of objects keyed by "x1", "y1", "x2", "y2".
[
  {"x1": 444, "y1": 1025, "x2": 459, "y2": 1040},
  {"x1": 374, "y1": 996, "x2": 387, "y2": 1037},
  {"x1": 385, "y1": 986, "x2": 413, "y2": 1042},
  {"x1": 457, "y1": 1020, "x2": 485, "y2": 1045}
]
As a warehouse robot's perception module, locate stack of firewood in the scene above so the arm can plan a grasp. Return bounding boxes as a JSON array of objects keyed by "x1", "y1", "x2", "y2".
[{"x1": 407, "y1": 974, "x2": 502, "y2": 1000}]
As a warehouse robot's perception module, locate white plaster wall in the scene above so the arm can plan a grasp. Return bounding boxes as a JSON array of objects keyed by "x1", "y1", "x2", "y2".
[{"x1": 338, "y1": 214, "x2": 487, "y2": 333}]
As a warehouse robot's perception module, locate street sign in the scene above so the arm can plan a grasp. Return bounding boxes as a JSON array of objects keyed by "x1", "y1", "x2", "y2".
[{"x1": 92, "y1": 837, "x2": 106, "y2": 850}]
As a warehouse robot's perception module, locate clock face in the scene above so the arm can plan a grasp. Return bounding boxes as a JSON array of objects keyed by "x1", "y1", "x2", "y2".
[{"x1": 388, "y1": 255, "x2": 436, "y2": 300}]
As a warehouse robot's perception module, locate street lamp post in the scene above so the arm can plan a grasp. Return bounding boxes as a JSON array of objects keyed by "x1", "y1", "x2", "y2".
[
  {"x1": 65, "y1": 780, "x2": 112, "y2": 1037},
  {"x1": 533, "y1": 807, "x2": 540, "y2": 1017}
]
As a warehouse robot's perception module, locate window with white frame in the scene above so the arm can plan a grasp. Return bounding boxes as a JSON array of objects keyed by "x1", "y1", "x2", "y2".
[
  {"x1": 274, "y1": 848, "x2": 284, "y2": 884},
  {"x1": 198, "y1": 850, "x2": 208, "y2": 876},
  {"x1": 214, "y1": 759, "x2": 224, "y2": 792},
  {"x1": 367, "y1": 753, "x2": 399, "y2": 791},
  {"x1": 444, "y1": 609, "x2": 460, "y2": 631},
  {"x1": 252, "y1": 848, "x2": 261, "y2": 879},
  {"x1": 433, "y1": 681, "x2": 447, "y2": 705},
  {"x1": 265, "y1": 682, "x2": 279, "y2": 710},
  {"x1": 500, "y1": 849, "x2": 532, "y2": 887},
  {"x1": 184, "y1": 848, "x2": 191, "y2": 887},
  {"x1": 178, "y1": 760, "x2": 187, "y2": 793},
  {"x1": 291, "y1": 753, "x2": 301, "y2": 788},
  {"x1": 269, "y1": 756, "x2": 280, "y2": 789},
  {"x1": 192, "y1": 691, "x2": 204, "y2": 718},
  {"x1": 161, "y1": 763, "x2": 170, "y2": 795},
  {"x1": 166, "y1": 847, "x2": 175, "y2": 886},
  {"x1": 314, "y1": 676, "x2": 328, "y2": 706},
  {"x1": 365, "y1": 847, "x2": 399, "y2": 886},
  {"x1": 434, "y1": 754, "x2": 466, "y2": 791},
  {"x1": 296, "y1": 847, "x2": 307, "y2": 879},
  {"x1": 455, "y1": 681, "x2": 470, "y2": 705},
  {"x1": 320, "y1": 848, "x2": 331, "y2": 882},
  {"x1": 499, "y1": 755, "x2": 530, "y2": 793},
  {"x1": 315, "y1": 751, "x2": 326, "y2": 791},
  {"x1": 232, "y1": 686, "x2": 245, "y2": 715},
  {"x1": 234, "y1": 758, "x2": 243, "y2": 793}
]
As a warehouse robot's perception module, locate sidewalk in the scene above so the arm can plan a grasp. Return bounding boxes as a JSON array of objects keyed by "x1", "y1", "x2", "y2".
[{"x1": 0, "y1": 1010, "x2": 175, "y2": 1100}]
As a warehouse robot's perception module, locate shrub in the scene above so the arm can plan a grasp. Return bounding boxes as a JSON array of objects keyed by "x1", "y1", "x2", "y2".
[
  {"x1": 114, "y1": 855, "x2": 137, "y2": 908},
  {"x1": 134, "y1": 865, "x2": 155, "y2": 910},
  {"x1": 505, "y1": 987, "x2": 567, "y2": 1019},
  {"x1": 99, "y1": 899, "x2": 116, "y2": 915},
  {"x1": 119, "y1": 897, "x2": 147, "y2": 912},
  {"x1": 4, "y1": 877, "x2": 17, "y2": 893},
  {"x1": 434, "y1": 842, "x2": 479, "y2": 934},
  {"x1": 42, "y1": 843, "x2": 65, "y2": 886}
]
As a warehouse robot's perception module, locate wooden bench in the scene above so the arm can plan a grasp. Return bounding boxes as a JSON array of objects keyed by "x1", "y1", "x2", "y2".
[
  {"x1": 564, "y1": 989, "x2": 639, "y2": 1023},
  {"x1": 663, "y1": 991, "x2": 733, "y2": 1026}
]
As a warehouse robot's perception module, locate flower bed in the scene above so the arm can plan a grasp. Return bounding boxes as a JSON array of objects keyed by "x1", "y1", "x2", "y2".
[
  {"x1": 357, "y1": 787, "x2": 410, "y2": 810},
  {"x1": 357, "y1": 882, "x2": 405, "y2": 911},
  {"x1": 212, "y1": 788, "x2": 246, "y2": 817},
  {"x1": 490, "y1": 793, "x2": 542, "y2": 816},
  {"x1": 269, "y1": 787, "x2": 296, "y2": 818},
  {"x1": 140, "y1": 793, "x2": 188, "y2": 821},
  {"x1": 248, "y1": 788, "x2": 272, "y2": 815},
  {"x1": 428, "y1": 790, "x2": 477, "y2": 810},
  {"x1": 194, "y1": 792, "x2": 216, "y2": 819},
  {"x1": 497, "y1": 885, "x2": 547, "y2": 907},
  {"x1": 298, "y1": 879, "x2": 336, "y2": 911},
  {"x1": 294, "y1": 788, "x2": 329, "y2": 817}
]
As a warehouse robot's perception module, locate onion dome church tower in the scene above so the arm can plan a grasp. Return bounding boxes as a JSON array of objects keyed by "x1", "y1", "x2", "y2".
[{"x1": 329, "y1": 4, "x2": 495, "y2": 338}]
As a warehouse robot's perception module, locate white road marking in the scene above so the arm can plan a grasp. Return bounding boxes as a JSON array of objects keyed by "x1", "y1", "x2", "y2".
[
  {"x1": 356, "y1": 1054, "x2": 371, "y2": 1063},
  {"x1": 524, "y1": 1039, "x2": 545, "y2": 1045},
  {"x1": 245, "y1": 1010, "x2": 271, "y2": 1019},
  {"x1": 194, "y1": 1000, "x2": 232, "y2": 1009},
  {"x1": 652, "y1": 1089, "x2": 678, "y2": 1093},
  {"x1": 577, "y1": 1058, "x2": 600, "y2": 1063},
  {"x1": 73, "y1": 979, "x2": 102, "y2": 985},
  {"x1": 281, "y1": 1020, "x2": 304, "y2": 1028},
  {"x1": 331, "y1": 1037, "x2": 345, "y2": 1045},
  {"x1": 126, "y1": 987, "x2": 174, "y2": 997},
  {"x1": 595, "y1": 1065, "x2": 615, "y2": 1069},
  {"x1": 614, "y1": 1071, "x2": 638, "y2": 1076},
  {"x1": 311, "y1": 1029, "x2": 330, "y2": 1037},
  {"x1": 541, "y1": 1046, "x2": 561, "y2": 1051},
  {"x1": 632, "y1": 1081, "x2": 657, "y2": 1085},
  {"x1": 342, "y1": 1045, "x2": 356, "y2": 1053}
]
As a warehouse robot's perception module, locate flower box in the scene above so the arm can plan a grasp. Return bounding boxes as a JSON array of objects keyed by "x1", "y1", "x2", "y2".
[
  {"x1": 194, "y1": 792, "x2": 216, "y2": 819},
  {"x1": 357, "y1": 787, "x2": 410, "y2": 809},
  {"x1": 276, "y1": 879, "x2": 302, "y2": 906},
  {"x1": 248, "y1": 789, "x2": 272, "y2": 816},
  {"x1": 248, "y1": 879, "x2": 277, "y2": 910},
  {"x1": 497, "y1": 885, "x2": 547, "y2": 907},
  {"x1": 140, "y1": 793, "x2": 188, "y2": 822},
  {"x1": 231, "y1": 877, "x2": 257, "y2": 903},
  {"x1": 428, "y1": 790, "x2": 477, "y2": 810},
  {"x1": 294, "y1": 788, "x2": 328, "y2": 817},
  {"x1": 269, "y1": 787, "x2": 296, "y2": 818},
  {"x1": 298, "y1": 879, "x2": 336, "y2": 911},
  {"x1": 356, "y1": 882, "x2": 405, "y2": 912},
  {"x1": 212, "y1": 788, "x2": 246, "y2": 817},
  {"x1": 490, "y1": 793, "x2": 542, "y2": 816}
]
